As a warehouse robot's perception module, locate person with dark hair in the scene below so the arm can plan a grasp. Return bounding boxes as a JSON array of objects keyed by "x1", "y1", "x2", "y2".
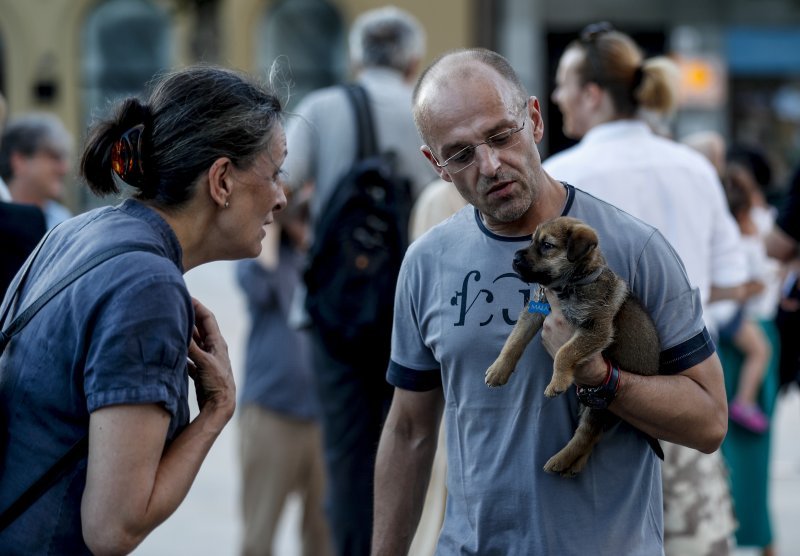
[
  {"x1": 281, "y1": 6, "x2": 432, "y2": 555},
  {"x1": 545, "y1": 23, "x2": 746, "y2": 555},
  {"x1": 767, "y1": 160, "x2": 800, "y2": 421},
  {"x1": 372, "y1": 47, "x2": 728, "y2": 555},
  {"x1": 0, "y1": 92, "x2": 48, "y2": 297},
  {"x1": 0, "y1": 65, "x2": 286, "y2": 555}
]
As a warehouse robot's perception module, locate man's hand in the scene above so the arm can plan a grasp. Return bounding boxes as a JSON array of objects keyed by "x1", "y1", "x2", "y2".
[{"x1": 540, "y1": 291, "x2": 608, "y2": 387}]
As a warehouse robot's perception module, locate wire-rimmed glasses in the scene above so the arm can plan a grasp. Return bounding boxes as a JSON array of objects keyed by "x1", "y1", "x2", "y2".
[{"x1": 429, "y1": 118, "x2": 527, "y2": 175}]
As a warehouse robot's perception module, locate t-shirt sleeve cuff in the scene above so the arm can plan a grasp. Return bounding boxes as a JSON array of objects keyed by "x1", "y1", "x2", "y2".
[
  {"x1": 87, "y1": 384, "x2": 179, "y2": 417},
  {"x1": 387, "y1": 360, "x2": 441, "y2": 391},
  {"x1": 659, "y1": 327, "x2": 716, "y2": 375}
]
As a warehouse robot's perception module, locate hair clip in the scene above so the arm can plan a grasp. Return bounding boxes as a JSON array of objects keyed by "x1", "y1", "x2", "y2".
[
  {"x1": 580, "y1": 21, "x2": 614, "y2": 43},
  {"x1": 111, "y1": 124, "x2": 145, "y2": 183}
]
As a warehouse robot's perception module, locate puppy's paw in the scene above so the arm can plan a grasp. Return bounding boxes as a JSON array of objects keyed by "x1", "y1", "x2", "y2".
[
  {"x1": 543, "y1": 374, "x2": 572, "y2": 397},
  {"x1": 543, "y1": 450, "x2": 591, "y2": 478},
  {"x1": 485, "y1": 362, "x2": 512, "y2": 387}
]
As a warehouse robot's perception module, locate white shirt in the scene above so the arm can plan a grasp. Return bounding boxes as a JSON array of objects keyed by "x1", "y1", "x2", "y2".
[
  {"x1": 0, "y1": 177, "x2": 11, "y2": 201},
  {"x1": 543, "y1": 120, "x2": 747, "y2": 311}
]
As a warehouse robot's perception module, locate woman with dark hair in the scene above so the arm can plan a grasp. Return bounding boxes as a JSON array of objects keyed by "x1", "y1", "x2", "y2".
[{"x1": 0, "y1": 65, "x2": 286, "y2": 555}]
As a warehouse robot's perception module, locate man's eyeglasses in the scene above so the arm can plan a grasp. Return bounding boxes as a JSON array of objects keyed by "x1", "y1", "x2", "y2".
[{"x1": 429, "y1": 118, "x2": 526, "y2": 175}]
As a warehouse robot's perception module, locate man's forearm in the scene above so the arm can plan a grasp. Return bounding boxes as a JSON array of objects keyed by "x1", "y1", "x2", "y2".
[
  {"x1": 609, "y1": 357, "x2": 727, "y2": 453},
  {"x1": 371, "y1": 420, "x2": 439, "y2": 556}
]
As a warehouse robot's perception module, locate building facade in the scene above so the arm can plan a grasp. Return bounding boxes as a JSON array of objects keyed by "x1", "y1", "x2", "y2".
[{"x1": 2, "y1": 0, "x2": 800, "y2": 210}]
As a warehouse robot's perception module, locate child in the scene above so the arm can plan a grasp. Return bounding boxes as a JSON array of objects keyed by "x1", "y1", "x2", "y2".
[{"x1": 720, "y1": 163, "x2": 782, "y2": 433}]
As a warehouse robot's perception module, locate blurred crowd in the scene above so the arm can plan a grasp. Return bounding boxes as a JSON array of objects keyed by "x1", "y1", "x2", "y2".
[{"x1": 2, "y1": 4, "x2": 800, "y2": 556}]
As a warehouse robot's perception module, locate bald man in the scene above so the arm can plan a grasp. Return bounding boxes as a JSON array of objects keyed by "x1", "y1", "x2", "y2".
[{"x1": 371, "y1": 48, "x2": 728, "y2": 555}]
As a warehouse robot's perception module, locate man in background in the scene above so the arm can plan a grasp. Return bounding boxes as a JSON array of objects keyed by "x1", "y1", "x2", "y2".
[
  {"x1": 281, "y1": 6, "x2": 432, "y2": 555},
  {"x1": 0, "y1": 112, "x2": 73, "y2": 229},
  {"x1": 0, "y1": 94, "x2": 47, "y2": 297}
]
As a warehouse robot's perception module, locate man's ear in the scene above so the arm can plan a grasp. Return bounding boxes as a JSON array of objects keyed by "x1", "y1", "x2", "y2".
[
  {"x1": 527, "y1": 96, "x2": 545, "y2": 143},
  {"x1": 207, "y1": 157, "x2": 233, "y2": 208},
  {"x1": 9, "y1": 151, "x2": 28, "y2": 177},
  {"x1": 421, "y1": 145, "x2": 452, "y2": 183}
]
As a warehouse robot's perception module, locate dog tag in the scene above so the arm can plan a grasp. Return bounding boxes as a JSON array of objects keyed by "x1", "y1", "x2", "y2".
[{"x1": 528, "y1": 300, "x2": 551, "y2": 315}]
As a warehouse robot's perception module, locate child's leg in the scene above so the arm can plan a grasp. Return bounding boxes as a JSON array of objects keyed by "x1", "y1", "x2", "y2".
[{"x1": 733, "y1": 319, "x2": 771, "y2": 405}]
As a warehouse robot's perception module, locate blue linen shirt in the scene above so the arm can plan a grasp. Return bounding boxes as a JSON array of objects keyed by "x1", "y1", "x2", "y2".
[{"x1": 0, "y1": 199, "x2": 192, "y2": 555}]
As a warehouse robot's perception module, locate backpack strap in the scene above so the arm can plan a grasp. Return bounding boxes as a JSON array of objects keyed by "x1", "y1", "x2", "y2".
[
  {"x1": 343, "y1": 83, "x2": 379, "y2": 160},
  {"x1": 0, "y1": 240, "x2": 161, "y2": 532}
]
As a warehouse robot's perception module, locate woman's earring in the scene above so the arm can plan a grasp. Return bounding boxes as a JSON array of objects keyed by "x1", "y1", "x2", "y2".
[{"x1": 224, "y1": 201, "x2": 230, "y2": 208}]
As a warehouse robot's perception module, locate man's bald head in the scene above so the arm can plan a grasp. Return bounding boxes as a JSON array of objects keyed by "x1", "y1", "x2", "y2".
[{"x1": 412, "y1": 48, "x2": 528, "y2": 143}]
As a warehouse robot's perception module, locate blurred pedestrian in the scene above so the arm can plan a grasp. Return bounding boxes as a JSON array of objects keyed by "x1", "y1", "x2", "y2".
[
  {"x1": 0, "y1": 112, "x2": 73, "y2": 228},
  {"x1": 766, "y1": 162, "x2": 800, "y2": 262},
  {"x1": 372, "y1": 46, "x2": 727, "y2": 555},
  {"x1": 715, "y1": 161, "x2": 781, "y2": 556},
  {"x1": 281, "y1": 6, "x2": 431, "y2": 555},
  {"x1": 546, "y1": 22, "x2": 747, "y2": 555},
  {"x1": 0, "y1": 65, "x2": 286, "y2": 555},
  {"x1": 0, "y1": 92, "x2": 47, "y2": 297},
  {"x1": 767, "y1": 161, "x2": 800, "y2": 425},
  {"x1": 236, "y1": 183, "x2": 332, "y2": 556}
]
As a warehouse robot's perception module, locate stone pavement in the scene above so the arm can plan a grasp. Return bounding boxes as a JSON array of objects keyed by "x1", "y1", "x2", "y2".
[{"x1": 133, "y1": 261, "x2": 800, "y2": 556}]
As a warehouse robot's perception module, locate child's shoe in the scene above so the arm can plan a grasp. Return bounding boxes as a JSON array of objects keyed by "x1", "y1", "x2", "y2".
[{"x1": 729, "y1": 401, "x2": 769, "y2": 434}]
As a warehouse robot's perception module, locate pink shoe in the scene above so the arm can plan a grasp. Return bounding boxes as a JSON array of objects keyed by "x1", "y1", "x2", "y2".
[{"x1": 730, "y1": 401, "x2": 769, "y2": 434}]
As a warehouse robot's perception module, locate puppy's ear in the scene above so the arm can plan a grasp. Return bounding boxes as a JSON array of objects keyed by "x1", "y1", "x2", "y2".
[{"x1": 566, "y1": 224, "x2": 598, "y2": 262}]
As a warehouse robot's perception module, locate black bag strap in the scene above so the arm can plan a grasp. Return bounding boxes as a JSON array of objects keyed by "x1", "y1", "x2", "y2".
[
  {"x1": 0, "y1": 435, "x2": 88, "y2": 532},
  {"x1": 0, "y1": 240, "x2": 160, "y2": 532},
  {"x1": 343, "y1": 83, "x2": 379, "y2": 160},
  {"x1": 0, "y1": 243, "x2": 155, "y2": 351}
]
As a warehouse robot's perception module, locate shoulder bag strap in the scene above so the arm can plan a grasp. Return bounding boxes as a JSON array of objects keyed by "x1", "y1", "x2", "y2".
[
  {"x1": 0, "y1": 435, "x2": 88, "y2": 532},
  {"x1": 0, "y1": 244, "x2": 155, "y2": 352},
  {"x1": 0, "y1": 242, "x2": 160, "y2": 532}
]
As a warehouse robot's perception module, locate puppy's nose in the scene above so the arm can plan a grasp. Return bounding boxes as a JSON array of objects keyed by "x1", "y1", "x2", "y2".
[{"x1": 513, "y1": 250, "x2": 526, "y2": 268}]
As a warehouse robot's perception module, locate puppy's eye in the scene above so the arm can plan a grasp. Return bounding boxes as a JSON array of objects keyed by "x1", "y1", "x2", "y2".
[{"x1": 540, "y1": 241, "x2": 555, "y2": 253}]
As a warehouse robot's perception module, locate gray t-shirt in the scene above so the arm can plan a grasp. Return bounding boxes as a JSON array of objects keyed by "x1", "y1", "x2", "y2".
[{"x1": 388, "y1": 184, "x2": 714, "y2": 555}]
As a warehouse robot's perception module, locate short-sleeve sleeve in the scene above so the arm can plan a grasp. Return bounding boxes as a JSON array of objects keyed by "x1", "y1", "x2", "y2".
[
  {"x1": 387, "y1": 247, "x2": 441, "y2": 391},
  {"x1": 632, "y1": 230, "x2": 715, "y2": 374},
  {"x1": 84, "y1": 269, "x2": 193, "y2": 419}
]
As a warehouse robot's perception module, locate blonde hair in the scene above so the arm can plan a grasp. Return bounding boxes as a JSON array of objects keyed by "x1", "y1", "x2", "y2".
[{"x1": 570, "y1": 28, "x2": 678, "y2": 116}]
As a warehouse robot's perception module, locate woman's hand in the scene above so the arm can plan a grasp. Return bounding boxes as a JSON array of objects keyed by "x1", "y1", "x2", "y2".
[
  {"x1": 84, "y1": 301, "x2": 237, "y2": 554},
  {"x1": 187, "y1": 298, "x2": 236, "y2": 425}
]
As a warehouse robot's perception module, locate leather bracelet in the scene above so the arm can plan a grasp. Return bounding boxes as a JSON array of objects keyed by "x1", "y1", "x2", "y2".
[{"x1": 576, "y1": 358, "x2": 620, "y2": 409}]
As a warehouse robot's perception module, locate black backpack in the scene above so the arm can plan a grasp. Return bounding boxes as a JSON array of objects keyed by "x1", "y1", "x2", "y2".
[{"x1": 303, "y1": 84, "x2": 413, "y2": 363}]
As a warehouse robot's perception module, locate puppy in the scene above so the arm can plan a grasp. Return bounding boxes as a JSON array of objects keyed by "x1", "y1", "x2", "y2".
[{"x1": 485, "y1": 216, "x2": 661, "y2": 477}]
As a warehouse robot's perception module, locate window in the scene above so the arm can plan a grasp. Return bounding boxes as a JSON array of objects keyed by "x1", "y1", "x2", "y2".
[{"x1": 258, "y1": 0, "x2": 346, "y2": 109}]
